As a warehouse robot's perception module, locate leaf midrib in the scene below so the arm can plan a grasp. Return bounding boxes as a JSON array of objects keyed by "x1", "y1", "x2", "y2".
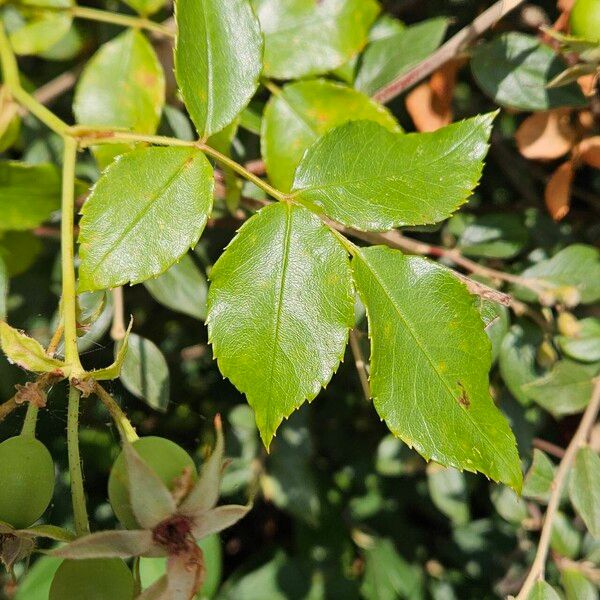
[{"x1": 266, "y1": 204, "x2": 293, "y2": 427}]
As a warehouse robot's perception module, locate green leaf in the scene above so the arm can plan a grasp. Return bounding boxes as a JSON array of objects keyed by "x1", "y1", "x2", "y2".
[
  {"x1": 9, "y1": 14, "x2": 71, "y2": 57},
  {"x1": 570, "y1": 446, "x2": 600, "y2": 538},
  {"x1": 14, "y1": 556, "x2": 62, "y2": 600},
  {"x1": 557, "y1": 318, "x2": 600, "y2": 363},
  {"x1": 355, "y1": 17, "x2": 448, "y2": 96},
  {"x1": 251, "y1": 0, "x2": 379, "y2": 79},
  {"x1": 6, "y1": 0, "x2": 72, "y2": 56},
  {"x1": 78, "y1": 147, "x2": 214, "y2": 291},
  {"x1": 0, "y1": 232, "x2": 42, "y2": 277},
  {"x1": 471, "y1": 33, "x2": 587, "y2": 110},
  {"x1": 292, "y1": 115, "x2": 494, "y2": 231},
  {"x1": 207, "y1": 202, "x2": 354, "y2": 448},
  {"x1": 351, "y1": 247, "x2": 522, "y2": 489},
  {"x1": 561, "y1": 568, "x2": 599, "y2": 600},
  {"x1": 499, "y1": 320, "x2": 543, "y2": 406},
  {"x1": 490, "y1": 485, "x2": 528, "y2": 524},
  {"x1": 360, "y1": 537, "x2": 425, "y2": 600},
  {"x1": 174, "y1": 0, "x2": 262, "y2": 139},
  {"x1": 143, "y1": 254, "x2": 207, "y2": 321},
  {"x1": 551, "y1": 511, "x2": 581, "y2": 558},
  {"x1": 522, "y1": 449, "x2": 555, "y2": 503},
  {"x1": 122, "y1": 0, "x2": 164, "y2": 16},
  {"x1": 514, "y1": 245, "x2": 600, "y2": 306},
  {"x1": 0, "y1": 162, "x2": 61, "y2": 231},
  {"x1": 73, "y1": 29, "x2": 165, "y2": 167},
  {"x1": 86, "y1": 319, "x2": 132, "y2": 381},
  {"x1": 0, "y1": 321, "x2": 66, "y2": 373},
  {"x1": 0, "y1": 258, "x2": 7, "y2": 321},
  {"x1": 523, "y1": 361, "x2": 599, "y2": 418},
  {"x1": 262, "y1": 79, "x2": 399, "y2": 192},
  {"x1": 118, "y1": 333, "x2": 170, "y2": 412},
  {"x1": 427, "y1": 464, "x2": 470, "y2": 526},
  {"x1": 39, "y1": 21, "x2": 84, "y2": 61},
  {"x1": 448, "y1": 213, "x2": 529, "y2": 259},
  {"x1": 478, "y1": 299, "x2": 509, "y2": 365},
  {"x1": 526, "y1": 581, "x2": 562, "y2": 600}
]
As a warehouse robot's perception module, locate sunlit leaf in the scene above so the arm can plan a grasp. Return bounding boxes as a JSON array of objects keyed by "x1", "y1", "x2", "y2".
[
  {"x1": 352, "y1": 247, "x2": 522, "y2": 490},
  {"x1": 293, "y1": 115, "x2": 493, "y2": 231}
]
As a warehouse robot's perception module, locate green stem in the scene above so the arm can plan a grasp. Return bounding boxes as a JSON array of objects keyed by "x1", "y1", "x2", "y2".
[
  {"x1": 20, "y1": 403, "x2": 38, "y2": 438},
  {"x1": 12, "y1": 87, "x2": 69, "y2": 135},
  {"x1": 42, "y1": 5, "x2": 175, "y2": 37},
  {"x1": 67, "y1": 385, "x2": 89, "y2": 536},
  {"x1": 199, "y1": 143, "x2": 287, "y2": 202},
  {"x1": 72, "y1": 129, "x2": 288, "y2": 202},
  {"x1": 0, "y1": 23, "x2": 69, "y2": 135},
  {"x1": 74, "y1": 129, "x2": 195, "y2": 149},
  {"x1": 94, "y1": 383, "x2": 138, "y2": 443},
  {"x1": 0, "y1": 24, "x2": 19, "y2": 87},
  {"x1": 61, "y1": 136, "x2": 84, "y2": 376}
]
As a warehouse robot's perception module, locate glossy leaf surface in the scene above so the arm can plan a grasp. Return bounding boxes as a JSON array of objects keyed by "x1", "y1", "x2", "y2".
[
  {"x1": 251, "y1": 0, "x2": 378, "y2": 79},
  {"x1": 352, "y1": 247, "x2": 522, "y2": 489},
  {"x1": 175, "y1": 0, "x2": 262, "y2": 138},
  {"x1": 471, "y1": 33, "x2": 587, "y2": 110},
  {"x1": 293, "y1": 115, "x2": 493, "y2": 231},
  {"x1": 73, "y1": 29, "x2": 165, "y2": 167},
  {"x1": 78, "y1": 147, "x2": 213, "y2": 291},
  {"x1": 355, "y1": 17, "x2": 448, "y2": 96},
  {"x1": 262, "y1": 79, "x2": 399, "y2": 192},
  {"x1": 207, "y1": 203, "x2": 354, "y2": 447}
]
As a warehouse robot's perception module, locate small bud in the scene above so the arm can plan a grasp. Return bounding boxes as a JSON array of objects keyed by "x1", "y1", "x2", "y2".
[
  {"x1": 557, "y1": 312, "x2": 581, "y2": 337},
  {"x1": 539, "y1": 290, "x2": 556, "y2": 307},
  {"x1": 556, "y1": 286, "x2": 581, "y2": 308},
  {"x1": 537, "y1": 340, "x2": 558, "y2": 369}
]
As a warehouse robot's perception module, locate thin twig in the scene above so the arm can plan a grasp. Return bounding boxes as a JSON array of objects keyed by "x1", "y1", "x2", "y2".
[
  {"x1": 93, "y1": 382, "x2": 138, "y2": 443},
  {"x1": 532, "y1": 438, "x2": 566, "y2": 460},
  {"x1": 349, "y1": 330, "x2": 370, "y2": 402},
  {"x1": 373, "y1": 0, "x2": 526, "y2": 103},
  {"x1": 333, "y1": 224, "x2": 540, "y2": 301},
  {"x1": 0, "y1": 397, "x2": 18, "y2": 422},
  {"x1": 516, "y1": 378, "x2": 600, "y2": 600}
]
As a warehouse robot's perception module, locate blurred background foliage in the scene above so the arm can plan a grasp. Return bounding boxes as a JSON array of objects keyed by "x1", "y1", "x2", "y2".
[{"x1": 0, "y1": 0, "x2": 599, "y2": 598}]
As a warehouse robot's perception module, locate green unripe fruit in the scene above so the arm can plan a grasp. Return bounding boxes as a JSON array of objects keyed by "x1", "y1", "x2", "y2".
[
  {"x1": 108, "y1": 436, "x2": 197, "y2": 529},
  {"x1": 49, "y1": 559, "x2": 134, "y2": 600},
  {"x1": 570, "y1": 0, "x2": 600, "y2": 42},
  {"x1": 0, "y1": 436, "x2": 55, "y2": 529}
]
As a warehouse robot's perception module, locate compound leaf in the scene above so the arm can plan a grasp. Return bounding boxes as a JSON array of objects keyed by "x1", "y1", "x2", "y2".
[
  {"x1": 292, "y1": 115, "x2": 494, "y2": 231},
  {"x1": 78, "y1": 147, "x2": 213, "y2": 291},
  {"x1": 207, "y1": 202, "x2": 354, "y2": 448},
  {"x1": 352, "y1": 246, "x2": 522, "y2": 490}
]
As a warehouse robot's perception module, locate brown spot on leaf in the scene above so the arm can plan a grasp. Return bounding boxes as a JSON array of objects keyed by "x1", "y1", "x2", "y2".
[{"x1": 456, "y1": 381, "x2": 470, "y2": 409}]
